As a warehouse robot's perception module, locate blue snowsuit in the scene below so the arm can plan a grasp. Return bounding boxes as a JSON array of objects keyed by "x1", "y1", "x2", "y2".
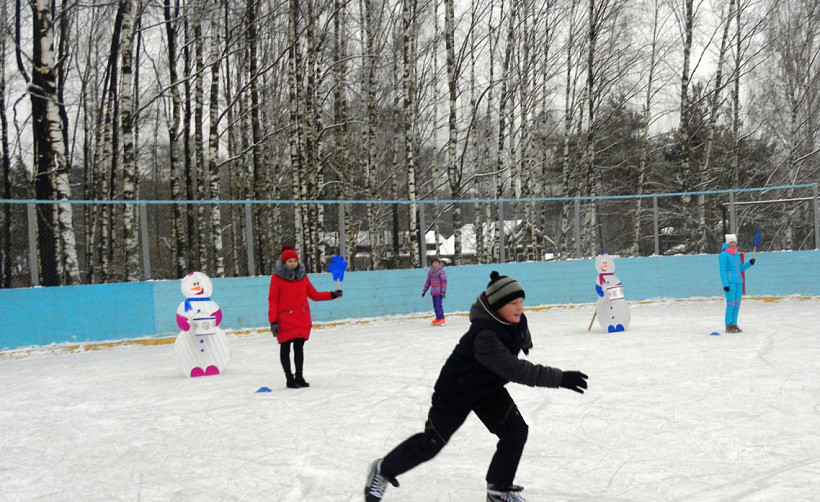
[{"x1": 718, "y1": 243, "x2": 753, "y2": 327}]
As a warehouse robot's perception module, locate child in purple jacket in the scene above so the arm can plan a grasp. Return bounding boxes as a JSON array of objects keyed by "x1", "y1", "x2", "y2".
[{"x1": 422, "y1": 258, "x2": 448, "y2": 325}]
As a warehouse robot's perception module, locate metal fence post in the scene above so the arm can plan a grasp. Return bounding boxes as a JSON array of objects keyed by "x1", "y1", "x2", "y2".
[
  {"x1": 814, "y1": 184, "x2": 819, "y2": 250},
  {"x1": 245, "y1": 202, "x2": 255, "y2": 276},
  {"x1": 139, "y1": 203, "x2": 151, "y2": 279},
  {"x1": 653, "y1": 196, "x2": 660, "y2": 256},
  {"x1": 574, "y1": 198, "x2": 581, "y2": 259},
  {"x1": 729, "y1": 191, "x2": 737, "y2": 234},
  {"x1": 27, "y1": 203, "x2": 39, "y2": 287},
  {"x1": 498, "y1": 201, "x2": 505, "y2": 263},
  {"x1": 419, "y1": 203, "x2": 427, "y2": 268},
  {"x1": 338, "y1": 203, "x2": 346, "y2": 258}
]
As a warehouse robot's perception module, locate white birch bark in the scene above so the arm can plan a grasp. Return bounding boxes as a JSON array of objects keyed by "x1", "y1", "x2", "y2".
[
  {"x1": 698, "y1": 0, "x2": 736, "y2": 252},
  {"x1": 361, "y1": 0, "x2": 377, "y2": 270},
  {"x1": 444, "y1": 0, "x2": 462, "y2": 262},
  {"x1": 403, "y1": 0, "x2": 420, "y2": 267},
  {"x1": 119, "y1": 0, "x2": 140, "y2": 281},
  {"x1": 495, "y1": 0, "x2": 518, "y2": 261},
  {"x1": 207, "y1": 0, "x2": 224, "y2": 277},
  {"x1": 632, "y1": 0, "x2": 665, "y2": 255},
  {"x1": 32, "y1": 0, "x2": 80, "y2": 284},
  {"x1": 193, "y1": 1, "x2": 208, "y2": 272},
  {"x1": 558, "y1": 0, "x2": 580, "y2": 259}
]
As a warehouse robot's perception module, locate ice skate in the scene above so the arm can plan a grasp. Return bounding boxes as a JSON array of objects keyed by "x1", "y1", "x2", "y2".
[
  {"x1": 364, "y1": 458, "x2": 398, "y2": 501},
  {"x1": 487, "y1": 483, "x2": 526, "y2": 502}
]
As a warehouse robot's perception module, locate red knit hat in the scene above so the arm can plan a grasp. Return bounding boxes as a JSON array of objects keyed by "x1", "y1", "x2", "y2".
[{"x1": 280, "y1": 245, "x2": 299, "y2": 263}]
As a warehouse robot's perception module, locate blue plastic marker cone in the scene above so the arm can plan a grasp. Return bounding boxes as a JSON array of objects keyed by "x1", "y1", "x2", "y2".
[
  {"x1": 256, "y1": 386, "x2": 272, "y2": 393},
  {"x1": 709, "y1": 332, "x2": 720, "y2": 336}
]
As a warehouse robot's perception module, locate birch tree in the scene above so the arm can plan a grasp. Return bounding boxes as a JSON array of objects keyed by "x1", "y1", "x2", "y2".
[
  {"x1": 403, "y1": 0, "x2": 421, "y2": 267},
  {"x1": 558, "y1": 0, "x2": 583, "y2": 259},
  {"x1": 494, "y1": 0, "x2": 517, "y2": 261},
  {"x1": 208, "y1": 0, "x2": 224, "y2": 277},
  {"x1": 696, "y1": 0, "x2": 736, "y2": 252},
  {"x1": 1, "y1": 0, "x2": 11, "y2": 287},
  {"x1": 678, "y1": 0, "x2": 696, "y2": 249},
  {"x1": 165, "y1": 0, "x2": 187, "y2": 277},
  {"x1": 361, "y1": 0, "x2": 378, "y2": 269},
  {"x1": 29, "y1": 0, "x2": 80, "y2": 285},
  {"x1": 630, "y1": 0, "x2": 673, "y2": 255},
  {"x1": 119, "y1": 0, "x2": 140, "y2": 281},
  {"x1": 444, "y1": 0, "x2": 462, "y2": 262}
]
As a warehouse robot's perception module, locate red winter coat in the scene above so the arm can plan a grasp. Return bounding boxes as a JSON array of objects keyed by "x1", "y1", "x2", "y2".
[{"x1": 268, "y1": 262, "x2": 334, "y2": 343}]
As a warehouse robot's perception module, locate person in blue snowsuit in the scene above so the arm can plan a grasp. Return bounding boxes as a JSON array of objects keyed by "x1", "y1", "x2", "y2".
[{"x1": 719, "y1": 233, "x2": 755, "y2": 333}]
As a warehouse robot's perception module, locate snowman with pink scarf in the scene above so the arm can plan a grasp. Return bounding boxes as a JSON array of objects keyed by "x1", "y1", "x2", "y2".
[
  {"x1": 594, "y1": 254, "x2": 631, "y2": 332},
  {"x1": 174, "y1": 271, "x2": 231, "y2": 377}
]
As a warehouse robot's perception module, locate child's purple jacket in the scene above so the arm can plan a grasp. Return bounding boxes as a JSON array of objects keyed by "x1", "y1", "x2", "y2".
[{"x1": 423, "y1": 265, "x2": 448, "y2": 296}]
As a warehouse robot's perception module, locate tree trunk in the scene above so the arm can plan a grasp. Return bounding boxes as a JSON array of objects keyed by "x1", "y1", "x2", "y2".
[
  {"x1": 679, "y1": 0, "x2": 694, "y2": 249},
  {"x1": 558, "y1": 0, "x2": 580, "y2": 259},
  {"x1": 583, "y1": 0, "x2": 601, "y2": 257},
  {"x1": 119, "y1": 0, "x2": 140, "y2": 281},
  {"x1": 444, "y1": 0, "x2": 461, "y2": 262},
  {"x1": 403, "y1": 0, "x2": 420, "y2": 267},
  {"x1": 208, "y1": 0, "x2": 224, "y2": 277},
  {"x1": 361, "y1": 0, "x2": 377, "y2": 270},
  {"x1": 247, "y1": 0, "x2": 267, "y2": 274},
  {"x1": 289, "y1": 0, "x2": 306, "y2": 261},
  {"x1": 632, "y1": 0, "x2": 662, "y2": 256},
  {"x1": 730, "y1": 2, "x2": 741, "y2": 189},
  {"x1": 30, "y1": 0, "x2": 80, "y2": 285},
  {"x1": 699, "y1": 0, "x2": 736, "y2": 252},
  {"x1": 0, "y1": 0, "x2": 11, "y2": 287},
  {"x1": 193, "y1": 1, "x2": 208, "y2": 273},
  {"x1": 495, "y1": 0, "x2": 517, "y2": 262},
  {"x1": 164, "y1": 0, "x2": 186, "y2": 277}
]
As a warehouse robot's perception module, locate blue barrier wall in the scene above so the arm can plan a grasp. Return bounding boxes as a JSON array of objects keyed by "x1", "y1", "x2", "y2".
[{"x1": 1, "y1": 250, "x2": 817, "y2": 350}]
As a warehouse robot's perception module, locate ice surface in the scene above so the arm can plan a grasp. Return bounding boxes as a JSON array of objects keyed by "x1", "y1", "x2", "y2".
[{"x1": 1, "y1": 297, "x2": 818, "y2": 501}]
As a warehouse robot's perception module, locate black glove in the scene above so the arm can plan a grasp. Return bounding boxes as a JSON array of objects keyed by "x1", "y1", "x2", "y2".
[
  {"x1": 331, "y1": 290, "x2": 343, "y2": 299},
  {"x1": 441, "y1": 293, "x2": 446, "y2": 299},
  {"x1": 723, "y1": 286, "x2": 730, "y2": 292},
  {"x1": 270, "y1": 323, "x2": 278, "y2": 337},
  {"x1": 560, "y1": 371, "x2": 588, "y2": 394},
  {"x1": 422, "y1": 291, "x2": 426, "y2": 297},
  {"x1": 749, "y1": 258, "x2": 755, "y2": 265}
]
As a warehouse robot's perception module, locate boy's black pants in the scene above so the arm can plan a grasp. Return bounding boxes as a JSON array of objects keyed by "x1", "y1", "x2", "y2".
[{"x1": 380, "y1": 387, "x2": 529, "y2": 486}]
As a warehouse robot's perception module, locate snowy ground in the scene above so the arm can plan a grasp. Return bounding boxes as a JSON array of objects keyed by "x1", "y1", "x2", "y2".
[{"x1": 1, "y1": 297, "x2": 819, "y2": 501}]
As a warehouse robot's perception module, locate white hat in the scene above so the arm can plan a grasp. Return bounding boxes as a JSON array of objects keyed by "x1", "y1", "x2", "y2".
[{"x1": 725, "y1": 233, "x2": 737, "y2": 244}]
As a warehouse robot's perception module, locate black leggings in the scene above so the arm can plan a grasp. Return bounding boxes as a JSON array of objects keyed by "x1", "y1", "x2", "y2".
[
  {"x1": 279, "y1": 338, "x2": 306, "y2": 378},
  {"x1": 380, "y1": 387, "x2": 528, "y2": 486}
]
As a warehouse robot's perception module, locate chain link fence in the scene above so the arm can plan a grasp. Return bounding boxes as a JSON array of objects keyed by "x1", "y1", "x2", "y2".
[{"x1": 1, "y1": 184, "x2": 818, "y2": 288}]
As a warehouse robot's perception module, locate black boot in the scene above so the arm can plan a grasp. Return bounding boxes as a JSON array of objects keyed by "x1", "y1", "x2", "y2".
[
  {"x1": 285, "y1": 374, "x2": 299, "y2": 389},
  {"x1": 295, "y1": 376, "x2": 310, "y2": 388}
]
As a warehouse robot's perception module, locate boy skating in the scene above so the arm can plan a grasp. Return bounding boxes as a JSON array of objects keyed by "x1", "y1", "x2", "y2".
[{"x1": 365, "y1": 271, "x2": 588, "y2": 501}]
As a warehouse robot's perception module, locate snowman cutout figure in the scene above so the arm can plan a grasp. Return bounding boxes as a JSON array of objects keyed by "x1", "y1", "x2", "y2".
[
  {"x1": 174, "y1": 271, "x2": 231, "y2": 377},
  {"x1": 594, "y1": 254, "x2": 630, "y2": 332}
]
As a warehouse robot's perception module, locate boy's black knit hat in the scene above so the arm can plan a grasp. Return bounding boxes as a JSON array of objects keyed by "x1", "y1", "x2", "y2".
[{"x1": 485, "y1": 271, "x2": 525, "y2": 310}]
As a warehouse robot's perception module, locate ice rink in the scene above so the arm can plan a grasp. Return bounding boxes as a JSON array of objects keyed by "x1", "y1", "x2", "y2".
[{"x1": 1, "y1": 297, "x2": 819, "y2": 501}]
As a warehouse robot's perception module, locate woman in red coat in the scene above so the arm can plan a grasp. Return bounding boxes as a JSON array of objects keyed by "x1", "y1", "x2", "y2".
[{"x1": 268, "y1": 245, "x2": 342, "y2": 388}]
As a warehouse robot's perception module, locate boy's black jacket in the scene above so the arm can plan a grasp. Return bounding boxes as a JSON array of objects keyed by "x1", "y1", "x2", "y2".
[{"x1": 433, "y1": 293, "x2": 563, "y2": 403}]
